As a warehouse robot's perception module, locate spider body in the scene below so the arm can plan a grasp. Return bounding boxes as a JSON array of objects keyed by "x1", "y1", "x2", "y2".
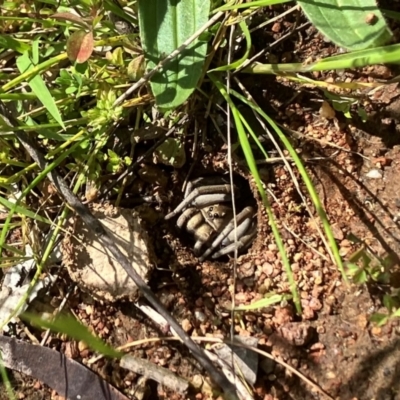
[{"x1": 165, "y1": 176, "x2": 257, "y2": 260}]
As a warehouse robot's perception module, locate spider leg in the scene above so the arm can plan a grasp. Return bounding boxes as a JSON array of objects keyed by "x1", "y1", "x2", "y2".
[
  {"x1": 192, "y1": 193, "x2": 233, "y2": 208},
  {"x1": 177, "y1": 207, "x2": 214, "y2": 255},
  {"x1": 183, "y1": 176, "x2": 230, "y2": 198},
  {"x1": 199, "y1": 206, "x2": 255, "y2": 261},
  {"x1": 176, "y1": 208, "x2": 200, "y2": 229},
  {"x1": 211, "y1": 228, "x2": 257, "y2": 259},
  {"x1": 165, "y1": 184, "x2": 234, "y2": 220},
  {"x1": 193, "y1": 236, "x2": 209, "y2": 255},
  {"x1": 222, "y1": 216, "x2": 254, "y2": 246}
]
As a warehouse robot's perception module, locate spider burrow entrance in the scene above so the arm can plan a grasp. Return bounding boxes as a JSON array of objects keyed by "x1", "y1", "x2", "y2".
[{"x1": 165, "y1": 174, "x2": 257, "y2": 260}]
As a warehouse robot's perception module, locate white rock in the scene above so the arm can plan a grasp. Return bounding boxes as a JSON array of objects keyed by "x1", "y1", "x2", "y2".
[{"x1": 365, "y1": 169, "x2": 383, "y2": 179}]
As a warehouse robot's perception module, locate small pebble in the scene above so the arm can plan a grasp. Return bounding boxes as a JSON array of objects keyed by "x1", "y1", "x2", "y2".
[
  {"x1": 320, "y1": 101, "x2": 335, "y2": 119},
  {"x1": 78, "y1": 340, "x2": 88, "y2": 352},
  {"x1": 194, "y1": 311, "x2": 207, "y2": 322},
  {"x1": 181, "y1": 318, "x2": 192, "y2": 333},
  {"x1": 365, "y1": 169, "x2": 383, "y2": 179}
]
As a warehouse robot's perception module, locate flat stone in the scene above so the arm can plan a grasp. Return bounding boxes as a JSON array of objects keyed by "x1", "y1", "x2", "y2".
[{"x1": 62, "y1": 204, "x2": 154, "y2": 302}]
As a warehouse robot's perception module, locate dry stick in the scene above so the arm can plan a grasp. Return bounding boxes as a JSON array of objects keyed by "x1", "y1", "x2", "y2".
[
  {"x1": 113, "y1": 11, "x2": 225, "y2": 107},
  {"x1": 205, "y1": 350, "x2": 253, "y2": 400},
  {"x1": 89, "y1": 336, "x2": 334, "y2": 400},
  {"x1": 225, "y1": 24, "x2": 238, "y2": 294},
  {"x1": 120, "y1": 355, "x2": 189, "y2": 394},
  {"x1": 249, "y1": 5, "x2": 299, "y2": 33},
  {"x1": 1, "y1": 108, "x2": 239, "y2": 400},
  {"x1": 281, "y1": 124, "x2": 369, "y2": 160}
]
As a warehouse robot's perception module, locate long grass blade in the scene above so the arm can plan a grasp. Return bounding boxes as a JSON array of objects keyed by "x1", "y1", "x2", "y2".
[{"x1": 209, "y1": 72, "x2": 302, "y2": 313}]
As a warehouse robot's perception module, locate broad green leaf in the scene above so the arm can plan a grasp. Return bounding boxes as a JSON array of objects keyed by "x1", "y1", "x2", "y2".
[
  {"x1": 298, "y1": 0, "x2": 392, "y2": 50},
  {"x1": 16, "y1": 53, "x2": 65, "y2": 129},
  {"x1": 138, "y1": 0, "x2": 210, "y2": 110}
]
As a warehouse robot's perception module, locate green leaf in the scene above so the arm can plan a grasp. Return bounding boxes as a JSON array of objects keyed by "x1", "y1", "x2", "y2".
[
  {"x1": 67, "y1": 30, "x2": 94, "y2": 64},
  {"x1": 357, "y1": 106, "x2": 368, "y2": 121},
  {"x1": 138, "y1": 0, "x2": 210, "y2": 110},
  {"x1": 244, "y1": 43, "x2": 400, "y2": 74},
  {"x1": 0, "y1": 196, "x2": 51, "y2": 225},
  {"x1": 383, "y1": 294, "x2": 395, "y2": 313},
  {"x1": 210, "y1": 20, "x2": 251, "y2": 71},
  {"x1": 353, "y1": 269, "x2": 367, "y2": 285},
  {"x1": 154, "y1": 138, "x2": 186, "y2": 167},
  {"x1": 0, "y1": 35, "x2": 30, "y2": 54},
  {"x1": 104, "y1": 0, "x2": 137, "y2": 27},
  {"x1": 16, "y1": 53, "x2": 65, "y2": 129},
  {"x1": 392, "y1": 308, "x2": 400, "y2": 318},
  {"x1": 51, "y1": 11, "x2": 91, "y2": 29},
  {"x1": 298, "y1": 0, "x2": 392, "y2": 50},
  {"x1": 128, "y1": 55, "x2": 146, "y2": 81},
  {"x1": 23, "y1": 313, "x2": 122, "y2": 358},
  {"x1": 369, "y1": 312, "x2": 389, "y2": 327},
  {"x1": 215, "y1": 0, "x2": 291, "y2": 12}
]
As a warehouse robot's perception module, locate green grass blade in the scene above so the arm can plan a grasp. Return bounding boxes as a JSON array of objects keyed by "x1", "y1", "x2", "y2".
[
  {"x1": 230, "y1": 89, "x2": 348, "y2": 283},
  {"x1": 382, "y1": 9, "x2": 400, "y2": 21},
  {"x1": 0, "y1": 356, "x2": 16, "y2": 400},
  {"x1": 2, "y1": 53, "x2": 68, "y2": 92},
  {"x1": 0, "y1": 140, "x2": 83, "y2": 255},
  {"x1": 209, "y1": 72, "x2": 302, "y2": 313},
  {"x1": 299, "y1": 0, "x2": 392, "y2": 50},
  {"x1": 0, "y1": 196, "x2": 51, "y2": 224},
  {"x1": 235, "y1": 106, "x2": 302, "y2": 313},
  {"x1": 104, "y1": 0, "x2": 137, "y2": 26},
  {"x1": 0, "y1": 35, "x2": 30, "y2": 54},
  {"x1": 243, "y1": 43, "x2": 400, "y2": 74},
  {"x1": 210, "y1": 20, "x2": 251, "y2": 72},
  {"x1": 239, "y1": 112, "x2": 269, "y2": 160},
  {"x1": 23, "y1": 313, "x2": 122, "y2": 358},
  {"x1": 16, "y1": 52, "x2": 65, "y2": 129},
  {"x1": 138, "y1": 0, "x2": 210, "y2": 110},
  {"x1": 234, "y1": 293, "x2": 290, "y2": 311}
]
